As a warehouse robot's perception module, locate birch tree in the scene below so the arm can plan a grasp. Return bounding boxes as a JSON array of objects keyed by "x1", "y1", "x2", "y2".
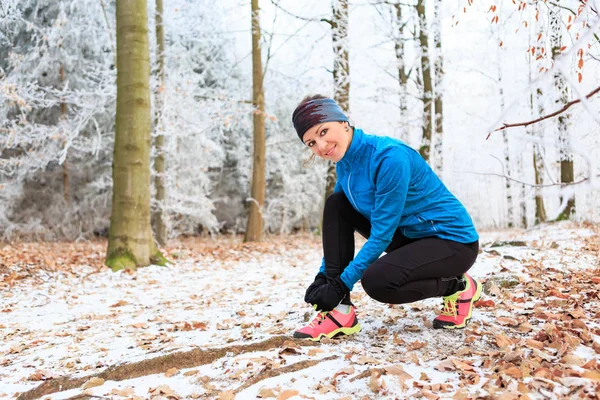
[
  {"x1": 322, "y1": 0, "x2": 350, "y2": 199},
  {"x1": 432, "y1": 1, "x2": 443, "y2": 176},
  {"x1": 153, "y1": 0, "x2": 167, "y2": 245},
  {"x1": 550, "y1": 11, "x2": 575, "y2": 220},
  {"x1": 245, "y1": 0, "x2": 266, "y2": 242},
  {"x1": 416, "y1": 0, "x2": 432, "y2": 162},
  {"x1": 106, "y1": 0, "x2": 165, "y2": 270}
]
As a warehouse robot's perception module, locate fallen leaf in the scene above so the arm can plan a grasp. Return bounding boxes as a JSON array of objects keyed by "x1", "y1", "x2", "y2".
[
  {"x1": 368, "y1": 370, "x2": 382, "y2": 393},
  {"x1": 82, "y1": 377, "x2": 105, "y2": 389},
  {"x1": 165, "y1": 367, "x2": 179, "y2": 377},
  {"x1": 277, "y1": 389, "x2": 299, "y2": 400},
  {"x1": 258, "y1": 387, "x2": 277, "y2": 398}
]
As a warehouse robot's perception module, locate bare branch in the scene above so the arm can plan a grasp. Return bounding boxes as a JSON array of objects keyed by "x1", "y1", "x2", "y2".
[
  {"x1": 458, "y1": 170, "x2": 594, "y2": 189},
  {"x1": 269, "y1": 0, "x2": 322, "y2": 22},
  {"x1": 487, "y1": 85, "x2": 600, "y2": 139}
]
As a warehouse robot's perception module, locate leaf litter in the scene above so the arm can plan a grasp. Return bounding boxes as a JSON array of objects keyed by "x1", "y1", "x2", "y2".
[{"x1": 1, "y1": 222, "x2": 599, "y2": 399}]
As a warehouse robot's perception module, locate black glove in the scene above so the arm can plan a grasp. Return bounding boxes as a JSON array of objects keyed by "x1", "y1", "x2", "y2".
[
  {"x1": 304, "y1": 273, "x2": 327, "y2": 303},
  {"x1": 306, "y1": 276, "x2": 350, "y2": 312}
]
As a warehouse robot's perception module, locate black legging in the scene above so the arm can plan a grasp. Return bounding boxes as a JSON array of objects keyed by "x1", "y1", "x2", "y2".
[{"x1": 322, "y1": 192, "x2": 479, "y2": 305}]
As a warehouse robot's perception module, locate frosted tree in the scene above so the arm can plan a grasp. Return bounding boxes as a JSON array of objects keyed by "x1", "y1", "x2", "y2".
[
  {"x1": 550, "y1": 10, "x2": 575, "y2": 220},
  {"x1": 416, "y1": 0, "x2": 432, "y2": 162},
  {"x1": 432, "y1": 0, "x2": 444, "y2": 177},
  {"x1": 321, "y1": 0, "x2": 350, "y2": 199},
  {"x1": 0, "y1": 0, "x2": 117, "y2": 240},
  {"x1": 152, "y1": 0, "x2": 167, "y2": 245}
]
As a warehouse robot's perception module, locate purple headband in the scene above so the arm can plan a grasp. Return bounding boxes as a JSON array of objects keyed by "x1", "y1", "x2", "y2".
[{"x1": 292, "y1": 98, "x2": 348, "y2": 142}]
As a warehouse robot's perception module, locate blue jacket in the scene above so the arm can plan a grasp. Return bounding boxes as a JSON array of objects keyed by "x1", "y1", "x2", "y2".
[{"x1": 319, "y1": 128, "x2": 479, "y2": 290}]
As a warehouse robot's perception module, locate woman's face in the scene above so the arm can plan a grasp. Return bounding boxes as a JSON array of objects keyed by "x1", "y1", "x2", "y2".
[{"x1": 302, "y1": 121, "x2": 352, "y2": 162}]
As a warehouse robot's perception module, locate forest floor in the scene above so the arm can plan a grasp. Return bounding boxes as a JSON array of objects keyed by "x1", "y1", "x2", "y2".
[{"x1": 1, "y1": 221, "x2": 599, "y2": 400}]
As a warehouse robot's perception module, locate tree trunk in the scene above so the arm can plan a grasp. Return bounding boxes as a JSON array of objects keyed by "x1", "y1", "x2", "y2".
[
  {"x1": 531, "y1": 23, "x2": 546, "y2": 225},
  {"x1": 325, "y1": 0, "x2": 350, "y2": 200},
  {"x1": 551, "y1": 12, "x2": 575, "y2": 220},
  {"x1": 432, "y1": 0, "x2": 443, "y2": 177},
  {"x1": 393, "y1": 3, "x2": 408, "y2": 142},
  {"x1": 416, "y1": 0, "x2": 432, "y2": 162},
  {"x1": 496, "y1": 47, "x2": 513, "y2": 228},
  {"x1": 244, "y1": 0, "x2": 266, "y2": 242},
  {"x1": 153, "y1": 0, "x2": 167, "y2": 246},
  {"x1": 60, "y1": 64, "x2": 70, "y2": 205},
  {"x1": 106, "y1": 0, "x2": 165, "y2": 271}
]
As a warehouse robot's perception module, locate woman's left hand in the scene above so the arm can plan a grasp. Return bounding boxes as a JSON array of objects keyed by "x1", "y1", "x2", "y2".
[{"x1": 306, "y1": 276, "x2": 350, "y2": 311}]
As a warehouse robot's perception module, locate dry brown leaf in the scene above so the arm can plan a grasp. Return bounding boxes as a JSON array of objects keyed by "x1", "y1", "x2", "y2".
[
  {"x1": 435, "y1": 359, "x2": 455, "y2": 372},
  {"x1": 368, "y1": 370, "x2": 382, "y2": 393},
  {"x1": 308, "y1": 348, "x2": 324, "y2": 356},
  {"x1": 356, "y1": 355, "x2": 380, "y2": 365},
  {"x1": 451, "y1": 359, "x2": 475, "y2": 372},
  {"x1": 109, "y1": 300, "x2": 129, "y2": 307},
  {"x1": 407, "y1": 340, "x2": 427, "y2": 350},
  {"x1": 110, "y1": 388, "x2": 135, "y2": 397},
  {"x1": 561, "y1": 353, "x2": 586, "y2": 366},
  {"x1": 258, "y1": 387, "x2": 278, "y2": 398},
  {"x1": 332, "y1": 366, "x2": 355, "y2": 381},
  {"x1": 582, "y1": 370, "x2": 600, "y2": 381},
  {"x1": 497, "y1": 317, "x2": 519, "y2": 326},
  {"x1": 495, "y1": 334, "x2": 513, "y2": 349},
  {"x1": 502, "y1": 365, "x2": 523, "y2": 378},
  {"x1": 384, "y1": 364, "x2": 413, "y2": 381},
  {"x1": 183, "y1": 369, "x2": 199, "y2": 376},
  {"x1": 525, "y1": 339, "x2": 544, "y2": 350},
  {"x1": 165, "y1": 367, "x2": 179, "y2": 377},
  {"x1": 81, "y1": 377, "x2": 105, "y2": 389},
  {"x1": 150, "y1": 384, "x2": 179, "y2": 399},
  {"x1": 277, "y1": 389, "x2": 299, "y2": 400}
]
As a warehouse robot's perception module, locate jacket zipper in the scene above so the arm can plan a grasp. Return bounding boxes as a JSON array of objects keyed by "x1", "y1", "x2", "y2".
[{"x1": 347, "y1": 172, "x2": 359, "y2": 210}]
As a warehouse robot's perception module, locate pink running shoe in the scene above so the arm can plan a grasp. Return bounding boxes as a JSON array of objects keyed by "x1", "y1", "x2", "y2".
[
  {"x1": 433, "y1": 273, "x2": 482, "y2": 329},
  {"x1": 294, "y1": 306, "x2": 361, "y2": 341}
]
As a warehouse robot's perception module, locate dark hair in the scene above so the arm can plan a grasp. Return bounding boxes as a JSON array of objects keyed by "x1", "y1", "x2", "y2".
[{"x1": 297, "y1": 94, "x2": 328, "y2": 107}]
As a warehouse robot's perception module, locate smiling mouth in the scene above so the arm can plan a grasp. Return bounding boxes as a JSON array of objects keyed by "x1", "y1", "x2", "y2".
[{"x1": 325, "y1": 145, "x2": 336, "y2": 156}]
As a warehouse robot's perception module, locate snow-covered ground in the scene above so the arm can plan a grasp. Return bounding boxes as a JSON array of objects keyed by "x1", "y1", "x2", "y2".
[{"x1": 1, "y1": 221, "x2": 599, "y2": 399}]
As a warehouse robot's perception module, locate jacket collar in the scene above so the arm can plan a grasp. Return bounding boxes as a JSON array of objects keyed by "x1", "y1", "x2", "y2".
[{"x1": 338, "y1": 127, "x2": 364, "y2": 166}]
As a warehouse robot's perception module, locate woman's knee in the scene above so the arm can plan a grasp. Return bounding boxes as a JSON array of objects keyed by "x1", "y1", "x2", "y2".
[
  {"x1": 361, "y1": 263, "x2": 389, "y2": 302},
  {"x1": 324, "y1": 191, "x2": 350, "y2": 212}
]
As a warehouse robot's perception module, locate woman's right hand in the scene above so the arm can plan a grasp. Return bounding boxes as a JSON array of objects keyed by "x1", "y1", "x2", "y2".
[{"x1": 304, "y1": 273, "x2": 327, "y2": 303}]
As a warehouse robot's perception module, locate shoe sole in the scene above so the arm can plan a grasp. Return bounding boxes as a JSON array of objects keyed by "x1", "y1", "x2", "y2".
[
  {"x1": 439, "y1": 278, "x2": 483, "y2": 330},
  {"x1": 294, "y1": 315, "x2": 362, "y2": 341},
  {"x1": 306, "y1": 323, "x2": 362, "y2": 342}
]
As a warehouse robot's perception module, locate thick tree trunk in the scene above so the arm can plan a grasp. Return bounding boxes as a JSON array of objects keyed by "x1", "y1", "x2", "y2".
[
  {"x1": 244, "y1": 0, "x2": 266, "y2": 242},
  {"x1": 393, "y1": 3, "x2": 408, "y2": 142},
  {"x1": 153, "y1": 0, "x2": 167, "y2": 246},
  {"x1": 551, "y1": 12, "x2": 575, "y2": 220},
  {"x1": 432, "y1": 0, "x2": 443, "y2": 177},
  {"x1": 325, "y1": 0, "x2": 350, "y2": 200},
  {"x1": 106, "y1": 0, "x2": 165, "y2": 271},
  {"x1": 416, "y1": 0, "x2": 432, "y2": 162}
]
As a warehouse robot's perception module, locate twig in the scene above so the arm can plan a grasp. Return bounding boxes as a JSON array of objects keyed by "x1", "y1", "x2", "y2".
[
  {"x1": 487, "y1": 85, "x2": 600, "y2": 139},
  {"x1": 457, "y1": 170, "x2": 596, "y2": 188},
  {"x1": 233, "y1": 355, "x2": 337, "y2": 393}
]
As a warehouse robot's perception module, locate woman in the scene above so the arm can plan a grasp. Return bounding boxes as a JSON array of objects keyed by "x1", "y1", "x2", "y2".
[{"x1": 292, "y1": 95, "x2": 481, "y2": 341}]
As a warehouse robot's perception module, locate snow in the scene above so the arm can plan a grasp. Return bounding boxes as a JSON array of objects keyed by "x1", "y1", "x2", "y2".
[{"x1": 1, "y1": 221, "x2": 599, "y2": 399}]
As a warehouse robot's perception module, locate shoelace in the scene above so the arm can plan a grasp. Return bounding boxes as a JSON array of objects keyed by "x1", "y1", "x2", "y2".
[
  {"x1": 307, "y1": 312, "x2": 328, "y2": 328},
  {"x1": 440, "y1": 298, "x2": 458, "y2": 317}
]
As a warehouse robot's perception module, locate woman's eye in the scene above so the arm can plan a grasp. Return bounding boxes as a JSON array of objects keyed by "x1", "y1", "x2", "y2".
[
  {"x1": 308, "y1": 141, "x2": 315, "y2": 147},
  {"x1": 320, "y1": 129, "x2": 328, "y2": 136}
]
